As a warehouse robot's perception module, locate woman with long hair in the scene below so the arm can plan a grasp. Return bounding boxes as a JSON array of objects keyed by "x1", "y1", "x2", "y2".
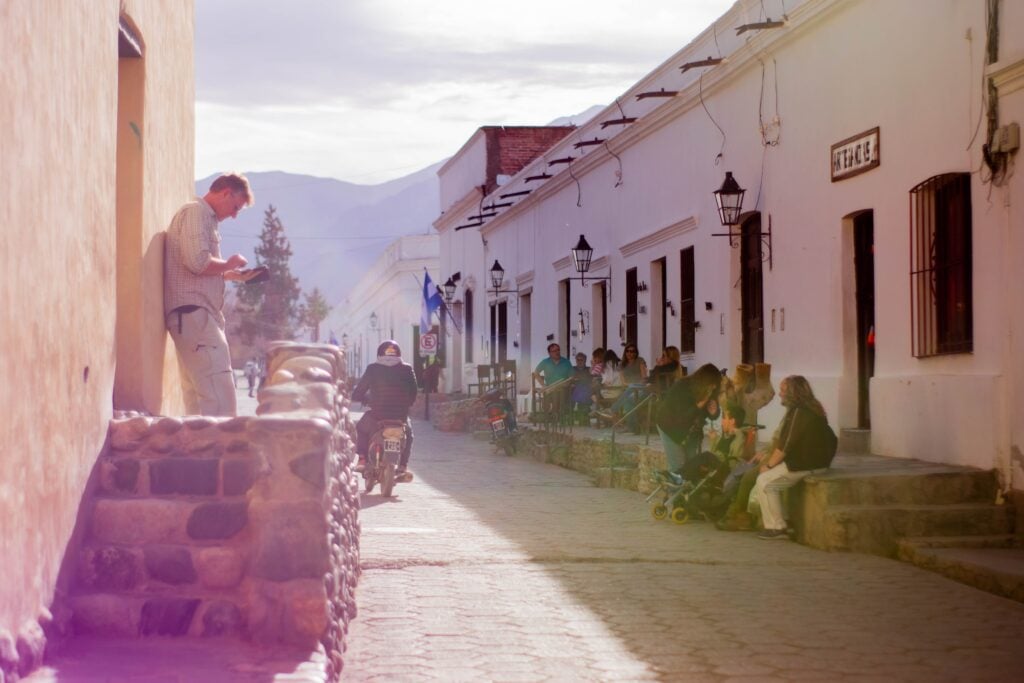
[
  {"x1": 619, "y1": 343, "x2": 648, "y2": 384},
  {"x1": 654, "y1": 362, "x2": 722, "y2": 473},
  {"x1": 748, "y1": 375, "x2": 835, "y2": 540},
  {"x1": 601, "y1": 346, "x2": 685, "y2": 428}
]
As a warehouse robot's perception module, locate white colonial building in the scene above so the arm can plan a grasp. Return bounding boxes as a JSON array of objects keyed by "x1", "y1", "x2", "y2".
[
  {"x1": 331, "y1": 234, "x2": 439, "y2": 379},
  {"x1": 434, "y1": 0, "x2": 1024, "y2": 496}
]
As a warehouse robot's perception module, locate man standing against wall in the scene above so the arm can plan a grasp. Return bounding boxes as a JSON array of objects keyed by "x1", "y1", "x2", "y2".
[{"x1": 164, "y1": 172, "x2": 254, "y2": 416}]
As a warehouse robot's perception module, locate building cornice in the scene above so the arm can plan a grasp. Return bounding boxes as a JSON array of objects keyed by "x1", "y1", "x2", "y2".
[
  {"x1": 434, "y1": 187, "x2": 484, "y2": 233},
  {"x1": 989, "y1": 52, "x2": 1024, "y2": 96},
  {"x1": 620, "y1": 217, "x2": 698, "y2": 257},
  {"x1": 473, "y1": 0, "x2": 844, "y2": 236}
]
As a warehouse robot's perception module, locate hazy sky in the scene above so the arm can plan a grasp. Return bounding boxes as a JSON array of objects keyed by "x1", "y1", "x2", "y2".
[{"x1": 195, "y1": 0, "x2": 736, "y2": 185}]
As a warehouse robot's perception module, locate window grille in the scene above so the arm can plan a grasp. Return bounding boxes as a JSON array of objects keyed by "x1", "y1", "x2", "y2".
[{"x1": 909, "y1": 173, "x2": 973, "y2": 357}]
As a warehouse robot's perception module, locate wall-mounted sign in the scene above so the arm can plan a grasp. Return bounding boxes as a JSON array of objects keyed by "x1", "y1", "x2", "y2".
[{"x1": 831, "y1": 127, "x2": 880, "y2": 182}]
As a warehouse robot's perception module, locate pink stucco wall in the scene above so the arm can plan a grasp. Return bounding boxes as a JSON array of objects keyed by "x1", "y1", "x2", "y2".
[{"x1": 0, "y1": 0, "x2": 194, "y2": 643}]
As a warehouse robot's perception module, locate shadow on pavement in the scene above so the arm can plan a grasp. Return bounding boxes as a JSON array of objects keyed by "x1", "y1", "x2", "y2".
[
  {"x1": 387, "y1": 422, "x2": 1024, "y2": 680},
  {"x1": 29, "y1": 636, "x2": 322, "y2": 682}
]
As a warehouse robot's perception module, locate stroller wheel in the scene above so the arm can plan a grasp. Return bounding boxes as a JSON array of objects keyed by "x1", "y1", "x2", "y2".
[
  {"x1": 671, "y1": 507, "x2": 690, "y2": 525},
  {"x1": 651, "y1": 503, "x2": 669, "y2": 521}
]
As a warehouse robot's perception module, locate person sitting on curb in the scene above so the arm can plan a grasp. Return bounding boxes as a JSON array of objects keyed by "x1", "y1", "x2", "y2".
[
  {"x1": 570, "y1": 352, "x2": 594, "y2": 423},
  {"x1": 748, "y1": 375, "x2": 837, "y2": 540},
  {"x1": 597, "y1": 346, "x2": 683, "y2": 429},
  {"x1": 593, "y1": 349, "x2": 623, "y2": 413},
  {"x1": 703, "y1": 402, "x2": 759, "y2": 519},
  {"x1": 533, "y1": 342, "x2": 574, "y2": 417}
]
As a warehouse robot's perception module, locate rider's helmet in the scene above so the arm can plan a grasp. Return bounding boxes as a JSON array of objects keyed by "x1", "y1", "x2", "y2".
[{"x1": 376, "y1": 340, "x2": 402, "y2": 366}]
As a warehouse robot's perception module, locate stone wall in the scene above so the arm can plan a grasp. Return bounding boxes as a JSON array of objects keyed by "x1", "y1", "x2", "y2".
[
  {"x1": 428, "y1": 397, "x2": 480, "y2": 432},
  {"x1": 515, "y1": 428, "x2": 663, "y2": 492},
  {"x1": 50, "y1": 342, "x2": 359, "y2": 682}
]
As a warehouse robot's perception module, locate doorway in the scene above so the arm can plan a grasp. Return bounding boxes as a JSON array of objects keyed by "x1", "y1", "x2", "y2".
[
  {"x1": 519, "y1": 292, "x2": 532, "y2": 393},
  {"x1": 853, "y1": 212, "x2": 875, "y2": 428},
  {"x1": 740, "y1": 213, "x2": 765, "y2": 364},
  {"x1": 625, "y1": 268, "x2": 638, "y2": 346},
  {"x1": 652, "y1": 257, "x2": 667, "y2": 352}
]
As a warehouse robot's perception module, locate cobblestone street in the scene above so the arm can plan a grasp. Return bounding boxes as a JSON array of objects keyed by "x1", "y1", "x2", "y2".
[{"x1": 344, "y1": 421, "x2": 1024, "y2": 682}]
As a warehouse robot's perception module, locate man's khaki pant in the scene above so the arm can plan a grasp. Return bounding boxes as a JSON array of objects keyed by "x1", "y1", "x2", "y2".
[{"x1": 167, "y1": 307, "x2": 237, "y2": 417}]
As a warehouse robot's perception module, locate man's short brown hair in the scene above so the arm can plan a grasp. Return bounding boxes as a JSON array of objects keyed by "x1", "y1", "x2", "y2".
[{"x1": 209, "y1": 172, "x2": 254, "y2": 207}]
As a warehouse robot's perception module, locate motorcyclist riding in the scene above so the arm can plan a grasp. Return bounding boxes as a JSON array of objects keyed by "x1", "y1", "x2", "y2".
[{"x1": 352, "y1": 340, "x2": 418, "y2": 482}]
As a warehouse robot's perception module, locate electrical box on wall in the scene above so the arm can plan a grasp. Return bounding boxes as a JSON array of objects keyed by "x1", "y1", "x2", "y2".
[{"x1": 994, "y1": 122, "x2": 1020, "y2": 153}]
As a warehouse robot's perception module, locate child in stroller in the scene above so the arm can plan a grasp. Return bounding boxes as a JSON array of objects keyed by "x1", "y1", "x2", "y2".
[{"x1": 647, "y1": 401, "x2": 755, "y2": 524}]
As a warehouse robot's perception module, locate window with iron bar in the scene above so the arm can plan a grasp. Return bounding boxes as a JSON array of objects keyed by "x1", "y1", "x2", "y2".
[{"x1": 909, "y1": 172, "x2": 973, "y2": 357}]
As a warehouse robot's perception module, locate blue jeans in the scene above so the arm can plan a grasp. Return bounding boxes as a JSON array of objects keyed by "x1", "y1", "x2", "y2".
[{"x1": 658, "y1": 427, "x2": 687, "y2": 473}]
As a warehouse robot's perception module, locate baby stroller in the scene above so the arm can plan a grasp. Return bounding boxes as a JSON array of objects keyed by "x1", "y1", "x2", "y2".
[{"x1": 646, "y1": 451, "x2": 733, "y2": 524}]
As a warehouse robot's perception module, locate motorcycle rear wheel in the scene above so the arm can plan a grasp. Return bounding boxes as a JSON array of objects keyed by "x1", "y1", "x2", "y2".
[
  {"x1": 364, "y1": 445, "x2": 380, "y2": 493},
  {"x1": 380, "y1": 460, "x2": 397, "y2": 497}
]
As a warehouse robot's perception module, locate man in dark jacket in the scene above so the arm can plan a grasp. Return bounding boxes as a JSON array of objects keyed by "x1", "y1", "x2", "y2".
[{"x1": 352, "y1": 340, "x2": 419, "y2": 481}]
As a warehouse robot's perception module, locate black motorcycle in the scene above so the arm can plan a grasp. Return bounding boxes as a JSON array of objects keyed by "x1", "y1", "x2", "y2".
[
  {"x1": 363, "y1": 419, "x2": 408, "y2": 497},
  {"x1": 481, "y1": 388, "x2": 518, "y2": 456}
]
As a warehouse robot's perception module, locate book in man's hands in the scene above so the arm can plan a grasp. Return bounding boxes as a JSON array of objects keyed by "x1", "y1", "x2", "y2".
[{"x1": 238, "y1": 266, "x2": 269, "y2": 284}]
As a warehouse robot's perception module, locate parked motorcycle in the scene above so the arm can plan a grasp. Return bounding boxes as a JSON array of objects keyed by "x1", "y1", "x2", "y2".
[
  {"x1": 481, "y1": 387, "x2": 518, "y2": 456},
  {"x1": 363, "y1": 419, "x2": 408, "y2": 497}
]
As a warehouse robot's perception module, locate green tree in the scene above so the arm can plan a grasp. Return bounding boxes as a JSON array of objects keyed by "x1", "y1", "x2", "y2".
[
  {"x1": 235, "y1": 205, "x2": 302, "y2": 344},
  {"x1": 298, "y1": 287, "x2": 332, "y2": 342}
]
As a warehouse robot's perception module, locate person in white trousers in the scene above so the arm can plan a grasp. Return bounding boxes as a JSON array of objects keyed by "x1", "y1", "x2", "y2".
[{"x1": 748, "y1": 376, "x2": 832, "y2": 540}]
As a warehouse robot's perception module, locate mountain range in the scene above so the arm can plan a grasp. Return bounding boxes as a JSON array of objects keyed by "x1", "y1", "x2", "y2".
[
  {"x1": 195, "y1": 161, "x2": 443, "y2": 307},
  {"x1": 194, "y1": 105, "x2": 605, "y2": 310}
]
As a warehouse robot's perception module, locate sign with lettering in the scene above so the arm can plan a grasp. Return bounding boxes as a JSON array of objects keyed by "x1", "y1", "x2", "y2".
[
  {"x1": 831, "y1": 127, "x2": 880, "y2": 182},
  {"x1": 418, "y1": 332, "x2": 437, "y2": 355}
]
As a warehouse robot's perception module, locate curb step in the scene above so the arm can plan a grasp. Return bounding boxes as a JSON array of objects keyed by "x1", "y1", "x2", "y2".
[{"x1": 896, "y1": 536, "x2": 1024, "y2": 603}]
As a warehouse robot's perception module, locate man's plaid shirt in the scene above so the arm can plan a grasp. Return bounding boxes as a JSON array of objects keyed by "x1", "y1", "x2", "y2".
[{"x1": 164, "y1": 198, "x2": 226, "y2": 326}]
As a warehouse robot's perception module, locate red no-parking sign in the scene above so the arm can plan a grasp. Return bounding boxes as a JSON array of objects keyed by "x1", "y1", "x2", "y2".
[{"x1": 419, "y1": 332, "x2": 438, "y2": 356}]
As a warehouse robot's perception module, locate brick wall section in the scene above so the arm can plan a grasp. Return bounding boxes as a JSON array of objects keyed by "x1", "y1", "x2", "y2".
[
  {"x1": 482, "y1": 126, "x2": 576, "y2": 194},
  {"x1": 44, "y1": 342, "x2": 358, "y2": 683}
]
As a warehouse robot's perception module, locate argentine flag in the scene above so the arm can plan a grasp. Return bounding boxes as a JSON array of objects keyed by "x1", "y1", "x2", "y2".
[{"x1": 421, "y1": 270, "x2": 443, "y2": 335}]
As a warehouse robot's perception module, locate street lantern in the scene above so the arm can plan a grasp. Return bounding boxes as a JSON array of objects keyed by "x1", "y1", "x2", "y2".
[
  {"x1": 442, "y1": 277, "x2": 457, "y2": 306},
  {"x1": 341, "y1": 333, "x2": 348, "y2": 348},
  {"x1": 571, "y1": 234, "x2": 594, "y2": 274},
  {"x1": 713, "y1": 171, "x2": 745, "y2": 226},
  {"x1": 568, "y1": 233, "x2": 610, "y2": 292},
  {"x1": 489, "y1": 260, "x2": 506, "y2": 290},
  {"x1": 710, "y1": 171, "x2": 773, "y2": 271},
  {"x1": 369, "y1": 311, "x2": 378, "y2": 330}
]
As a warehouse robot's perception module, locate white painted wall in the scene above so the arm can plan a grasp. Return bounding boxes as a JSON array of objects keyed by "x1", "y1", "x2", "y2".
[
  {"x1": 434, "y1": 0, "x2": 1024, "y2": 487},
  {"x1": 438, "y1": 131, "x2": 487, "y2": 213},
  {"x1": 331, "y1": 235, "x2": 439, "y2": 377}
]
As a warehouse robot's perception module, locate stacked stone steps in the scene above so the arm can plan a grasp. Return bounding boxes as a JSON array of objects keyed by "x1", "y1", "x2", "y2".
[
  {"x1": 797, "y1": 466, "x2": 1009, "y2": 557},
  {"x1": 809, "y1": 468, "x2": 1001, "y2": 506},
  {"x1": 71, "y1": 416, "x2": 265, "y2": 639},
  {"x1": 816, "y1": 503, "x2": 1011, "y2": 556},
  {"x1": 896, "y1": 535, "x2": 1024, "y2": 603},
  {"x1": 67, "y1": 409, "x2": 353, "y2": 649}
]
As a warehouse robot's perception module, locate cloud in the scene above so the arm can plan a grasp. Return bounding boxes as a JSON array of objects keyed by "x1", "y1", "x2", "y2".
[{"x1": 195, "y1": 0, "x2": 737, "y2": 182}]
